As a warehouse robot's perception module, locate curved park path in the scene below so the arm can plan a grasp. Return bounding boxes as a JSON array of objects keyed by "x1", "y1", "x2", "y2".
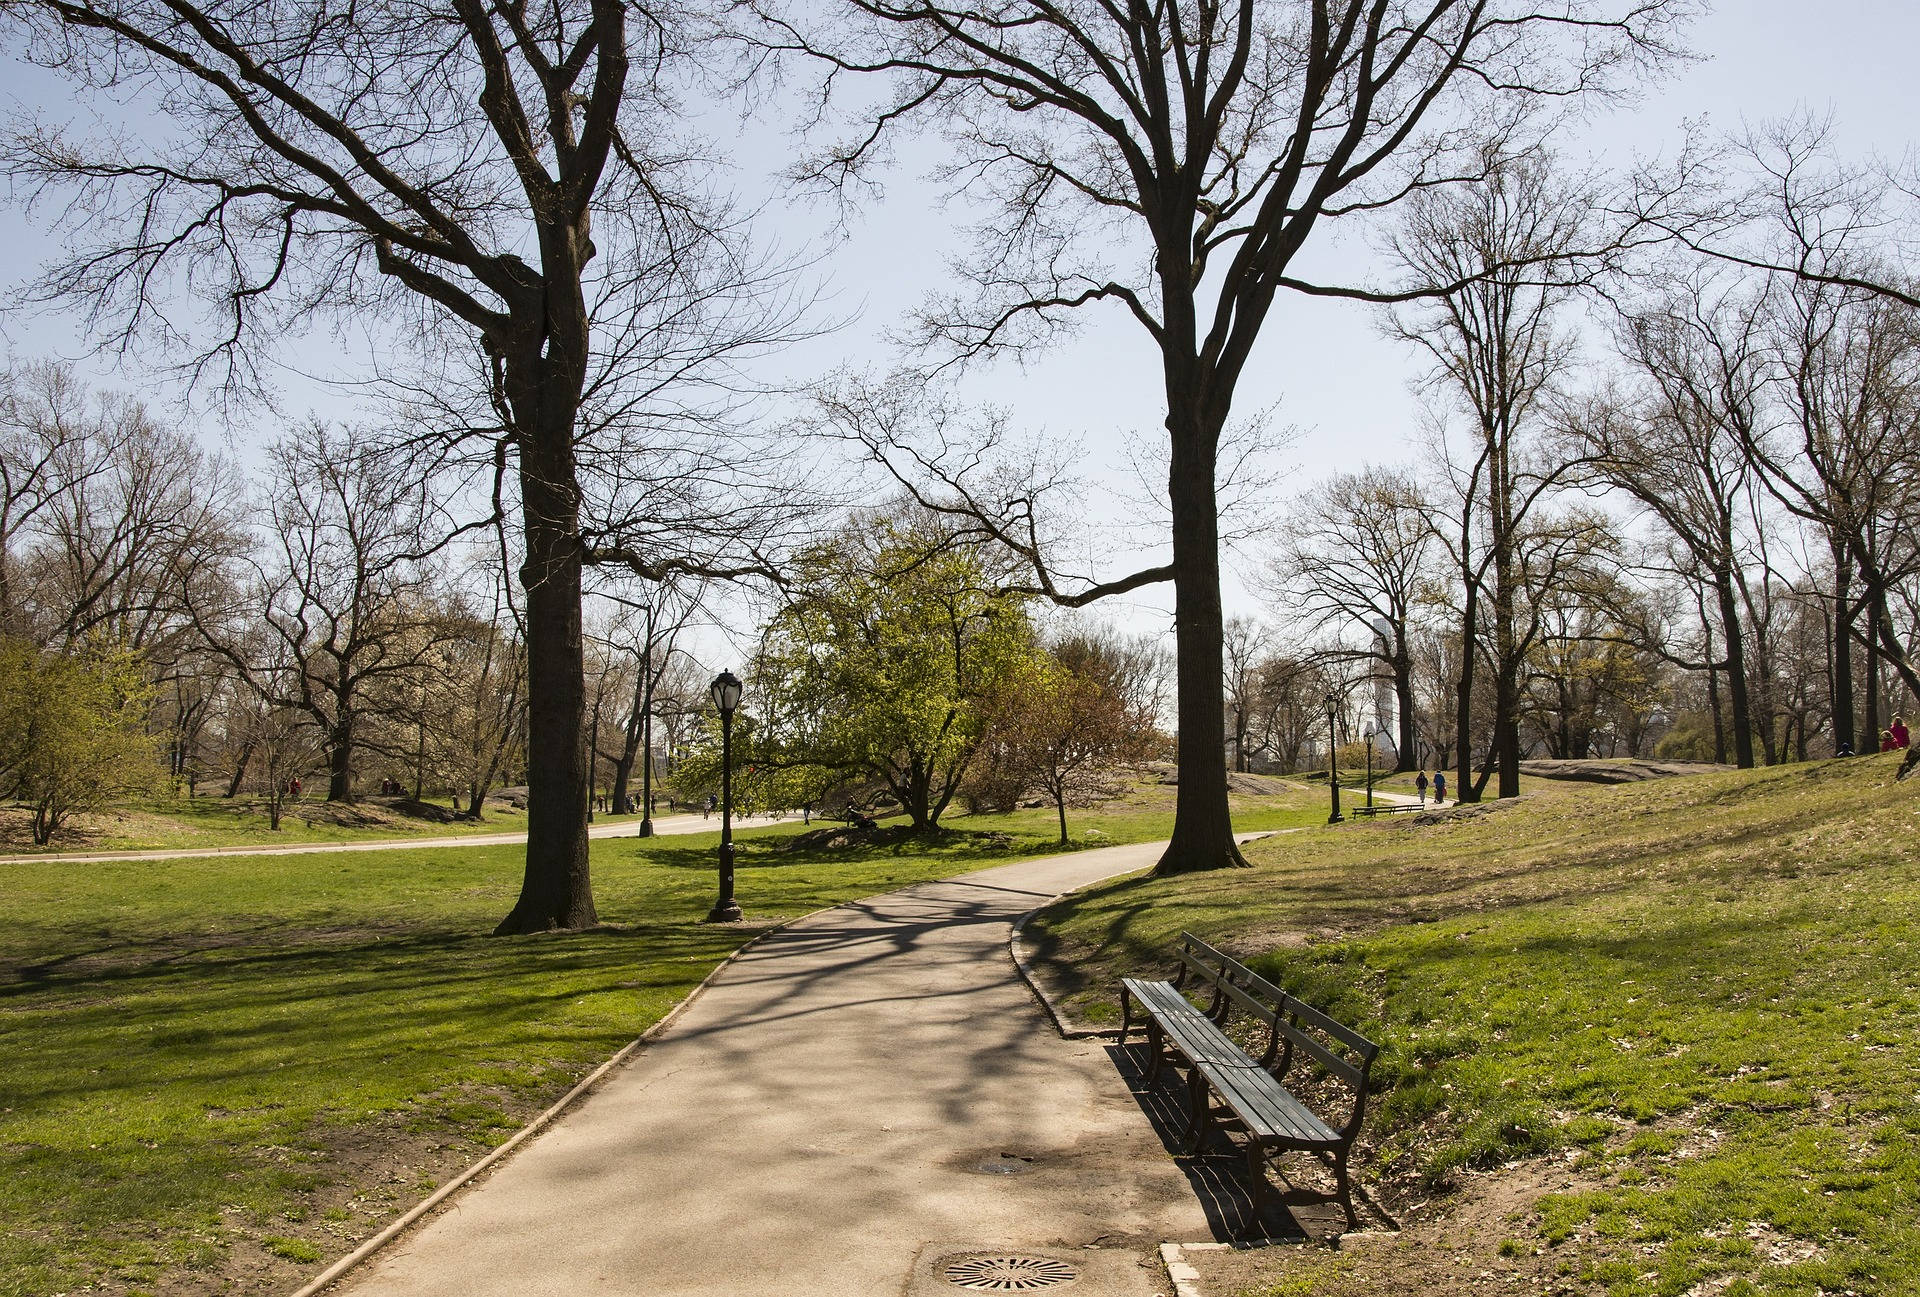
[
  {"x1": 0, "y1": 811, "x2": 794, "y2": 866},
  {"x1": 336, "y1": 841, "x2": 1224, "y2": 1297}
]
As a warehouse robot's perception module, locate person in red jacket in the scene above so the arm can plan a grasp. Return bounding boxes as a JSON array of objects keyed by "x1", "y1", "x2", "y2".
[{"x1": 1891, "y1": 715, "x2": 1910, "y2": 750}]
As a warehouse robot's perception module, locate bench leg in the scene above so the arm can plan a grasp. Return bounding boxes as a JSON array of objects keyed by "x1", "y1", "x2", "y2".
[
  {"x1": 1145, "y1": 1021, "x2": 1165, "y2": 1083},
  {"x1": 1183, "y1": 1068, "x2": 1210, "y2": 1154},
  {"x1": 1245, "y1": 1142, "x2": 1270, "y2": 1212},
  {"x1": 1119, "y1": 986, "x2": 1134, "y2": 1042},
  {"x1": 1334, "y1": 1147, "x2": 1359, "y2": 1233}
]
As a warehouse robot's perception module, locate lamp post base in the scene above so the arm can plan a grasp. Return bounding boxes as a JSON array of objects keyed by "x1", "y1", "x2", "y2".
[
  {"x1": 704, "y1": 900, "x2": 743, "y2": 923},
  {"x1": 637, "y1": 819, "x2": 654, "y2": 838}
]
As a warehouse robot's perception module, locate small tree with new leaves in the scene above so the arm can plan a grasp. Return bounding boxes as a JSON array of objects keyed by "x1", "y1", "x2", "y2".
[
  {"x1": 979, "y1": 633, "x2": 1161, "y2": 845},
  {"x1": 0, "y1": 638, "x2": 158, "y2": 843},
  {"x1": 752, "y1": 512, "x2": 1034, "y2": 831}
]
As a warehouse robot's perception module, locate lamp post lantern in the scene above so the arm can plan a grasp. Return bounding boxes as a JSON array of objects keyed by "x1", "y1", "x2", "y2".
[
  {"x1": 1324, "y1": 690, "x2": 1344, "y2": 824},
  {"x1": 705, "y1": 669, "x2": 743, "y2": 923}
]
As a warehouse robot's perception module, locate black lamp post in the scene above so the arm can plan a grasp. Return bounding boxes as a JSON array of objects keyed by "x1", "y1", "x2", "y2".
[
  {"x1": 705, "y1": 669, "x2": 743, "y2": 923},
  {"x1": 1324, "y1": 690, "x2": 1344, "y2": 824}
]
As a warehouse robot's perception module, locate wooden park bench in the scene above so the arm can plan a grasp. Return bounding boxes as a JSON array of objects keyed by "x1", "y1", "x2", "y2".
[
  {"x1": 1119, "y1": 933, "x2": 1379, "y2": 1230},
  {"x1": 1350, "y1": 801, "x2": 1422, "y2": 817}
]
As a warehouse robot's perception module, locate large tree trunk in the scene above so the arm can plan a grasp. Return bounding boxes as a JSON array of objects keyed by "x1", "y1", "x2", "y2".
[
  {"x1": 1155, "y1": 413, "x2": 1247, "y2": 875},
  {"x1": 1393, "y1": 643, "x2": 1416, "y2": 773},
  {"x1": 225, "y1": 740, "x2": 253, "y2": 798},
  {"x1": 1714, "y1": 576, "x2": 1756, "y2": 768},
  {"x1": 1832, "y1": 547, "x2": 1855, "y2": 754},
  {"x1": 1489, "y1": 436, "x2": 1521, "y2": 801},
  {"x1": 326, "y1": 715, "x2": 354, "y2": 801},
  {"x1": 1454, "y1": 580, "x2": 1481, "y2": 803},
  {"x1": 495, "y1": 405, "x2": 596, "y2": 934}
]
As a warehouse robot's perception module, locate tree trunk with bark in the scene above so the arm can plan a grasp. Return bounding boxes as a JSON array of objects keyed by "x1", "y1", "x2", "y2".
[
  {"x1": 495, "y1": 326, "x2": 596, "y2": 933},
  {"x1": 1713, "y1": 576, "x2": 1756, "y2": 768},
  {"x1": 1158, "y1": 407, "x2": 1247, "y2": 874},
  {"x1": 1833, "y1": 547, "x2": 1855, "y2": 753},
  {"x1": 1455, "y1": 578, "x2": 1483, "y2": 803},
  {"x1": 326, "y1": 715, "x2": 355, "y2": 802},
  {"x1": 1393, "y1": 646, "x2": 1417, "y2": 774}
]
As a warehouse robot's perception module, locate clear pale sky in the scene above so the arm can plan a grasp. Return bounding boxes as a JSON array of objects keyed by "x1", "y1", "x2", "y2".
[{"x1": 2, "y1": 1, "x2": 1916, "y2": 659}]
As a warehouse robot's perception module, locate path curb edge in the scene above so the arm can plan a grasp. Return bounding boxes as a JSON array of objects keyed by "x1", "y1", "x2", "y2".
[
  {"x1": 1007, "y1": 832, "x2": 1282, "y2": 1042},
  {"x1": 284, "y1": 904, "x2": 834, "y2": 1297}
]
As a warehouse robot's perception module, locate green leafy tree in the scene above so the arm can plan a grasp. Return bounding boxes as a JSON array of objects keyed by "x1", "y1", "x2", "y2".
[
  {"x1": 753, "y1": 515, "x2": 1034, "y2": 831},
  {"x1": 0, "y1": 638, "x2": 159, "y2": 843},
  {"x1": 979, "y1": 632, "x2": 1161, "y2": 845}
]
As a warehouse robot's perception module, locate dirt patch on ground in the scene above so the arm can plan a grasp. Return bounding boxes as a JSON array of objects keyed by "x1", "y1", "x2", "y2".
[
  {"x1": 1518, "y1": 758, "x2": 1733, "y2": 784},
  {"x1": 0, "y1": 796, "x2": 510, "y2": 853},
  {"x1": 146, "y1": 1086, "x2": 548, "y2": 1297},
  {"x1": 1183, "y1": 1155, "x2": 1613, "y2": 1297}
]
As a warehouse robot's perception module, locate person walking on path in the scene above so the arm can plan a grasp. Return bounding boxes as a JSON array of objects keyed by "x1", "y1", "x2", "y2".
[
  {"x1": 1433, "y1": 771, "x2": 1446, "y2": 805},
  {"x1": 1415, "y1": 772, "x2": 1429, "y2": 804}
]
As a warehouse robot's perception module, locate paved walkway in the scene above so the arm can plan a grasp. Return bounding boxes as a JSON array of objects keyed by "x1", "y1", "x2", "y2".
[
  {"x1": 0, "y1": 811, "x2": 798, "y2": 866},
  {"x1": 339, "y1": 842, "x2": 1218, "y2": 1297}
]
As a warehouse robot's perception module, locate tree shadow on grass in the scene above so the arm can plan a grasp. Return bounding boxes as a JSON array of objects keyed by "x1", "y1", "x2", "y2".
[{"x1": 637, "y1": 824, "x2": 1053, "y2": 873}]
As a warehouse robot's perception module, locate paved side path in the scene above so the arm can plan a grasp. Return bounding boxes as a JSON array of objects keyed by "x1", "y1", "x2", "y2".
[
  {"x1": 0, "y1": 811, "x2": 797, "y2": 866},
  {"x1": 339, "y1": 842, "x2": 1211, "y2": 1297}
]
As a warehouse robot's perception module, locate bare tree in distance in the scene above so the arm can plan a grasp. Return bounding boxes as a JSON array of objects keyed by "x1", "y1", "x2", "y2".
[
  {"x1": 1388, "y1": 150, "x2": 1604, "y2": 800},
  {"x1": 1572, "y1": 270, "x2": 1772, "y2": 766},
  {"x1": 185, "y1": 427, "x2": 462, "y2": 802},
  {"x1": 749, "y1": 0, "x2": 1693, "y2": 871},
  {"x1": 1264, "y1": 467, "x2": 1434, "y2": 772},
  {"x1": 5, "y1": 0, "x2": 817, "y2": 933},
  {"x1": 592, "y1": 578, "x2": 709, "y2": 833},
  {"x1": 1634, "y1": 114, "x2": 1920, "y2": 313},
  {"x1": 0, "y1": 362, "x2": 113, "y2": 637},
  {"x1": 1221, "y1": 617, "x2": 1273, "y2": 775},
  {"x1": 1759, "y1": 276, "x2": 1920, "y2": 716}
]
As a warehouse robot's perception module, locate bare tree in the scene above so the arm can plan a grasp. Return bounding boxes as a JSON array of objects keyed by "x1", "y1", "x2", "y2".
[
  {"x1": 1390, "y1": 151, "x2": 1596, "y2": 800},
  {"x1": 1576, "y1": 271, "x2": 1771, "y2": 765},
  {"x1": 593, "y1": 578, "x2": 707, "y2": 831},
  {"x1": 420, "y1": 566, "x2": 528, "y2": 818},
  {"x1": 1266, "y1": 467, "x2": 1433, "y2": 770},
  {"x1": 6, "y1": 0, "x2": 813, "y2": 933},
  {"x1": 1220, "y1": 617, "x2": 1273, "y2": 774},
  {"x1": 1760, "y1": 277, "x2": 1920, "y2": 720},
  {"x1": 186, "y1": 427, "x2": 460, "y2": 801},
  {"x1": 0, "y1": 362, "x2": 111, "y2": 636},
  {"x1": 759, "y1": 0, "x2": 1690, "y2": 869}
]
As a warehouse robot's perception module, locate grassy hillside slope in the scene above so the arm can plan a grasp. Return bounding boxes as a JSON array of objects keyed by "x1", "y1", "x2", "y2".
[{"x1": 1029, "y1": 755, "x2": 1920, "y2": 1297}]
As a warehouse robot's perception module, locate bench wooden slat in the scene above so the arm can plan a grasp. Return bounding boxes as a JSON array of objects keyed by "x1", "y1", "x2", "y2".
[
  {"x1": 1215, "y1": 975, "x2": 1279, "y2": 1029},
  {"x1": 1122, "y1": 979, "x2": 1266, "y2": 1070},
  {"x1": 1195, "y1": 1057, "x2": 1342, "y2": 1147},
  {"x1": 1235, "y1": 966, "x2": 1382, "y2": 1061},
  {"x1": 1272, "y1": 1018, "x2": 1363, "y2": 1088}
]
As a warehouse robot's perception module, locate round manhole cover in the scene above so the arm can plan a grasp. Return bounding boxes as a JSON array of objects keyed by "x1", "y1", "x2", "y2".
[{"x1": 942, "y1": 1254, "x2": 1079, "y2": 1291}]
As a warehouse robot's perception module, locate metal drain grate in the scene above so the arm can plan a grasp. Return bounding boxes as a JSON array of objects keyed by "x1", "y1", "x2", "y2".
[{"x1": 942, "y1": 1254, "x2": 1079, "y2": 1291}]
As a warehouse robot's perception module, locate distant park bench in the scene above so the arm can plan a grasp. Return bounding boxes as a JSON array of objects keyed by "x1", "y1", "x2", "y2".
[
  {"x1": 1350, "y1": 801, "x2": 1423, "y2": 817},
  {"x1": 1119, "y1": 932, "x2": 1379, "y2": 1231}
]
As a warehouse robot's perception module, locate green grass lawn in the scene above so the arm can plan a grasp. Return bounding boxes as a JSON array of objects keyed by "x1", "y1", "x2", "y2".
[
  {"x1": 1028, "y1": 755, "x2": 1920, "y2": 1297},
  {"x1": 0, "y1": 781, "x2": 1316, "y2": 1296}
]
